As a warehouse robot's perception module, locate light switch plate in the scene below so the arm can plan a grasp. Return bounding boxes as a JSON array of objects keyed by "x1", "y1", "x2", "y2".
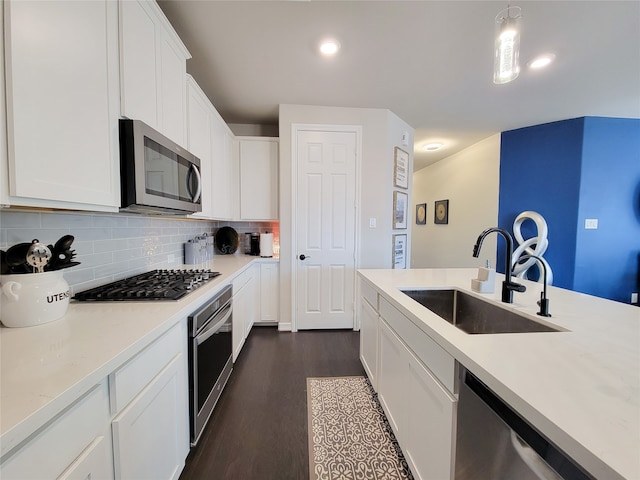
[
  {"x1": 585, "y1": 218, "x2": 598, "y2": 229},
  {"x1": 369, "y1": 218, "x2": 377, "y2": 228}
]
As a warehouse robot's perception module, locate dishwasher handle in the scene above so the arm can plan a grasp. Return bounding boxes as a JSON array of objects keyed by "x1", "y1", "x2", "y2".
[{"x1": 510, "y1": 431, "x2": 562, "y2": 480}]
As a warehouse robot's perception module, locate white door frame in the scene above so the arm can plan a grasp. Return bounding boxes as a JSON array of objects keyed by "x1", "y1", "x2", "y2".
[{"x1": 290, "y1": 123, "x2": 362, "y2": 332}]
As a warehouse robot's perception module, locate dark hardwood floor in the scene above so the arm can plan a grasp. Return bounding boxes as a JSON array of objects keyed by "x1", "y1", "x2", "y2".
[{"x1": 179, "y1": 326, "x2": 365, "y2": 480}]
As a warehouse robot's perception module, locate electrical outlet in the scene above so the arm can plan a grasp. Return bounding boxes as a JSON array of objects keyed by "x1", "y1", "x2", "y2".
[
  {"x1": 632, "y1": 292, "x2": 638, "y2": 304},
  {"x1": 585, "y1": 218, "x2": 598, "y2": 229},
  {"x1": 168, "y1": 253, "x2": 175, "y2": 263}
]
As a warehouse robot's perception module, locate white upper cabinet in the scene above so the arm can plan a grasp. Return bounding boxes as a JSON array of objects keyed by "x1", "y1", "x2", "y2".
[
  {"x1": 210, "y1": 112, "x2": 234, "y2": 220},
  {"x1": 186, "y1": 76, "x2": 214, "y2": 219},
  {"x1": 119, "y1": 0, "x2": 190, "y2": 147},
  {"x1": 238, "y1": 138, "x2": 279, "y2": 220},
  {"x1": 2, "y1": 0, "x2": 120, "y2": 211},
  {"x1": 186, "y1": 75, "x2": 234, "y2": 220}
]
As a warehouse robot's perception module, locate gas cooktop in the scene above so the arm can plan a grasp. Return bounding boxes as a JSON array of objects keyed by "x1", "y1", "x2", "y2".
[{"x1": 73, "y1": 269, "x2": 220, "y2": 301}]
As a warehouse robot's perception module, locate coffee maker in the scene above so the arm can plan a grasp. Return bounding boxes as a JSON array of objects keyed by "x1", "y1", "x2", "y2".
[{"x1": 249, "y1": 233, "x2": 260, "y2": 256}]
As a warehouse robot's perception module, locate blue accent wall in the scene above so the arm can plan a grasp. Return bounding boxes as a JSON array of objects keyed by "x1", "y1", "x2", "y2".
[
  {"x1": 498, "y1": 117, "x2": 640, "y2": 303},
  {"x1": 574, "y1": 117, "x2": 640, "y2": 302},
  {"x1": 498, "y1": 118, "x2": 584, "y2": 289}
]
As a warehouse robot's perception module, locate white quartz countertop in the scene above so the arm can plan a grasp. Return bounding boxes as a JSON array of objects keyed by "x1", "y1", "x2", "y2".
[
  {"x1": 0, "y1": 254, "x2": 277, "y2": 458},
  {"x1": 359, "y1": 268, "x2": 640, "y2": 480}
]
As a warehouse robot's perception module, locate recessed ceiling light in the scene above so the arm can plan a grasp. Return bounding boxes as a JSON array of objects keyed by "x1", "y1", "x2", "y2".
[
  {"x1": 319, "y1": 39, "x2": 340, "y2": 56},
  {"x1": 528, "y1": 54, "x2": 556, "y2": 70},
  {"x1": 423, "y1": 142, "x2": 444, "y2": 151}
]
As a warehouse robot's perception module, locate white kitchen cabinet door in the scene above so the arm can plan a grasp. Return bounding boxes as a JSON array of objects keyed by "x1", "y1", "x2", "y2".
[
  {"x1": 359, "y1": 294, "x2": 379, "y2": 390},
  {"x1": 112, "y1": 354, "x2": 187, "y2": 480},
  {"x1": 0, "y1": 382, "x2": 113, "y2": 480},
  {"x1": 404, "y1": 351, "x2": 457, "y2": 480},
  {"x1": 247, "y1": 264, "x2": 260, "y2": 334},
  {"x1": 239, "y1": 138, "x2": 279, "y2": 220},
  {"x1": 259, "y1": 263, "x2": 279, "y2": 323},
  {"x1": 3, "y1": 0, "x2": 120, "y2": 210},
  {"x1": 186, "y1": 76, "x2": 213, "y2": 218},
  {"x1": 232, "y1": 272, "x2": 250, "y2": 361},
  {"x1": 377, "y1": 319, "x2": 408, "y2": 443},
  {"x1": 210, "y1": 113, "x2": 234, "y2": 220},
  {"x1": 120, "y1": 0, "x2": 189, "y2": 147},
  {"x1": 57, "y1": 435, "x2": 112, "y2": 480}
]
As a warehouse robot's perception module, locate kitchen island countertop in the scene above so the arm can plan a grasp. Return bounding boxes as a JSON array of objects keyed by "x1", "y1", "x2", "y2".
[
  {"x1": 359, "y1": 268, "x2": 640, "y2": 480},
  {"x1": 0, "y1": 254, "x2": 277, "y2": 458}
]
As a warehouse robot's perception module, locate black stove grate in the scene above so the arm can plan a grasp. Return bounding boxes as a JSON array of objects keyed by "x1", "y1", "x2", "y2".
[{"x1": 73, "y1": 269, "x2": 220, "y2": 301}]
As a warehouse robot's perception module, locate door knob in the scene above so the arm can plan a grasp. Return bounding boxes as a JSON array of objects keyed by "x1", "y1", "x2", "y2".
[{"x1": 299, "y1": 254, "x2": 310, "y2": 260}]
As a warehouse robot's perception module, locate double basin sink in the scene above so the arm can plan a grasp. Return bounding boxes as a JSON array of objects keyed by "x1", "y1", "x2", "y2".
[{"x1": 400, "y1": 289, "x2": 563, "y2": 334}]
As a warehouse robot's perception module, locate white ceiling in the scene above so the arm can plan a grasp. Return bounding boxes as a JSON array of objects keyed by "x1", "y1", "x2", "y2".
[{"x1": 157, "y1": 1, "x2": 640, "y2": 171}]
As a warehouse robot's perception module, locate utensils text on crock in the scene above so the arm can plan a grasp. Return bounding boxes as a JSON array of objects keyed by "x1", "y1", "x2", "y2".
[{"x1": 26, "y1": 239, "x2": 52, "y2": 273}]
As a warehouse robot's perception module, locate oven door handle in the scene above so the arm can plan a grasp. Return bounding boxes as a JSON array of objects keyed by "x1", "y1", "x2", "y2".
[{"x1": 195, "y1": 305, "x2": 232, "y2": 346}]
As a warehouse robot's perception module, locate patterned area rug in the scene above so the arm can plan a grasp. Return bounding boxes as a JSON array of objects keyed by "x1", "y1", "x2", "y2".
[{"x1": 307, "y1": 376, "x2": 414, "y2": 480}]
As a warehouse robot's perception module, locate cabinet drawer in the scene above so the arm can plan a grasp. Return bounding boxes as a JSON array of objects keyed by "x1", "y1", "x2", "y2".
[
  {"x1": 360, "y1": 279, "x2": 378, "y2": 311},
  {"x1": 109, "y1": 321, "x2": 184, "y2": 413},
  {"x1": 380, "y1": 297, "x2": 456, "y2": 394},
  {"x1": 0, "y1": 381, "x2": 111, "y2": 480}
]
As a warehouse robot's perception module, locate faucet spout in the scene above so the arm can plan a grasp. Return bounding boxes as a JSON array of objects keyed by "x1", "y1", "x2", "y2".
[
  {"x1": 473, "y1": 227, "x2": 525, "y2": 303},
  {"x1": 515, "y1": 254, "x2": 552, "y2": 317}
]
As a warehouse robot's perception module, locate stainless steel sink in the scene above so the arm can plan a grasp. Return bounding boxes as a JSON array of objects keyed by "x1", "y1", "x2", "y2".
[{"x1": 400, "y1": 289, "x2": 563, "y2": 334}]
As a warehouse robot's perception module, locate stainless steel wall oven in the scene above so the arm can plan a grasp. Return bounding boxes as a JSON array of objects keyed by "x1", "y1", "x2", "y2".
[{"x1": 188, "y1": 285, "x2": 233, "y2": 446}]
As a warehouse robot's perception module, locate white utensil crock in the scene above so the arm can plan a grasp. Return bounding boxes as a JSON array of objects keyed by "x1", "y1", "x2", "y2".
[{"x1": 0, "y1": 270, "x2": 70, "y2": 327}]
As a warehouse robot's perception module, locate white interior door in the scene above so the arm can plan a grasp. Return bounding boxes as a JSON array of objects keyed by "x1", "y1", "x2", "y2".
[{"x1": 294, "y1": 128, "x2": 358, "y2": 330}]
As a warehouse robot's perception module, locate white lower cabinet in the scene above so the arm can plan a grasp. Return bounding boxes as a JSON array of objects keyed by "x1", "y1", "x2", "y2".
[
  {"x1": 378, "y1": 319, "x2": 408, "y2": 437},
  {"x1": 258, "y1": 263, "x2": 279, "y2": 323},
  {"x1": 0, "y1": 321, "x2": 189, "y2": 479},
  {"x1": 362, "y1": 288, "x2": 458, "y2": 480},
  {"x1": 112, "y1": 355, "x2": 186, "y2": 480},
  {"x1": 359, "y1": 281, "x2": 379, "y2": 389},
  {"x1": 232, "y1": 265, "x2": 259, "y2": 361},
  {"x1": 57, "y1": 435, "x2": 112, "y2": 480},
  {"x1": 0, "y1": 381, "x2": 113, "y2": 480},
  {"x1": 110, "y1": 321, "x2": 189, "y2": 480},
  {"x1": 405, "y1": 349, "x2": 457, "y2": 480}
]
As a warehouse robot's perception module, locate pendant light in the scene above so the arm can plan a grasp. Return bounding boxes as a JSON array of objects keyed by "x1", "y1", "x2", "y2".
[{"x1": 493, "y1": 5, "x2": 522, "y2": 84}]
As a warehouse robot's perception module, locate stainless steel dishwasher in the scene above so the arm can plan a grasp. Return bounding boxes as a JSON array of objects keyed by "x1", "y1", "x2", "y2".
[{"x1": 455, "y1": 367, "x2": 594, "y2": 480}]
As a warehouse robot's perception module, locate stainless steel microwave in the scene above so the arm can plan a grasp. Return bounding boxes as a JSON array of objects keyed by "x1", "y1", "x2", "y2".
[{"x1": 119, "y1": 119, "x2": 202, "y2": 215}]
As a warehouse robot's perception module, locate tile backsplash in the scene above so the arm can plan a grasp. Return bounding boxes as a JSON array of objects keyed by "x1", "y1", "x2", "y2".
[{"x1": 0, "y1": 209, "x2": 279, "y2": 294}]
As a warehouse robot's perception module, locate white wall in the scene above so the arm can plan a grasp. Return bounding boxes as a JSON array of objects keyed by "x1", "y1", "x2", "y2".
[
  {"x1": 411, "y1": 134, "x2": 500, "y2": 269},
  {"x1": 278, "y1": 104, "x2": 414, "y2": 330}
]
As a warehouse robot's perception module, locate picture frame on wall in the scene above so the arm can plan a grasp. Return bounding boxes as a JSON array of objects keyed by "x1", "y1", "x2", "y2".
[
  {"x1": 393, "y1": 191, "x2": 408, "y2": 229},
  {"x1": 434, "y1": 199, "x2": 449, "y2": 224},
  {"x1": 392, "y1": 234, "x2": 407, "y2": 269},
  {"x1": 416, "y1": 203, "x2": 427, "y2": 225},
  {"x1": 393, "y1": 147, "x2": 409, "y2": 189}
]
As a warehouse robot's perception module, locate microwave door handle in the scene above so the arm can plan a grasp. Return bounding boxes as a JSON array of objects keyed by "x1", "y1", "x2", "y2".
[
  {"x1": 195, "y1": 305, "x2": 232, "y2": 346},
  {"x1": 188, "y1": 164, "x2": 202, "y2": 203}
]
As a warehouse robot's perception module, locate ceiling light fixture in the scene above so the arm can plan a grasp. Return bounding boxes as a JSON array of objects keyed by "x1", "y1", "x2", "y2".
[
  {"x1": 528, "y1": 53, "x2": 556, "y2": 70},
  {"x1": 423, "y1": 143, "x2": 444, "y2": 151},
  {"x1": 319, "y1": 39, "x2": 340, "y2": 56},
  {"x1": 493, "y1": 5, "x2": 522, "y2": 84}
]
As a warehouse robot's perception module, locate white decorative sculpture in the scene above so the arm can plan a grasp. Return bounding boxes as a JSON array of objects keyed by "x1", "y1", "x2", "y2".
[{"x1": 511, "y1": 211, "x2": 553, "y2": 285}]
